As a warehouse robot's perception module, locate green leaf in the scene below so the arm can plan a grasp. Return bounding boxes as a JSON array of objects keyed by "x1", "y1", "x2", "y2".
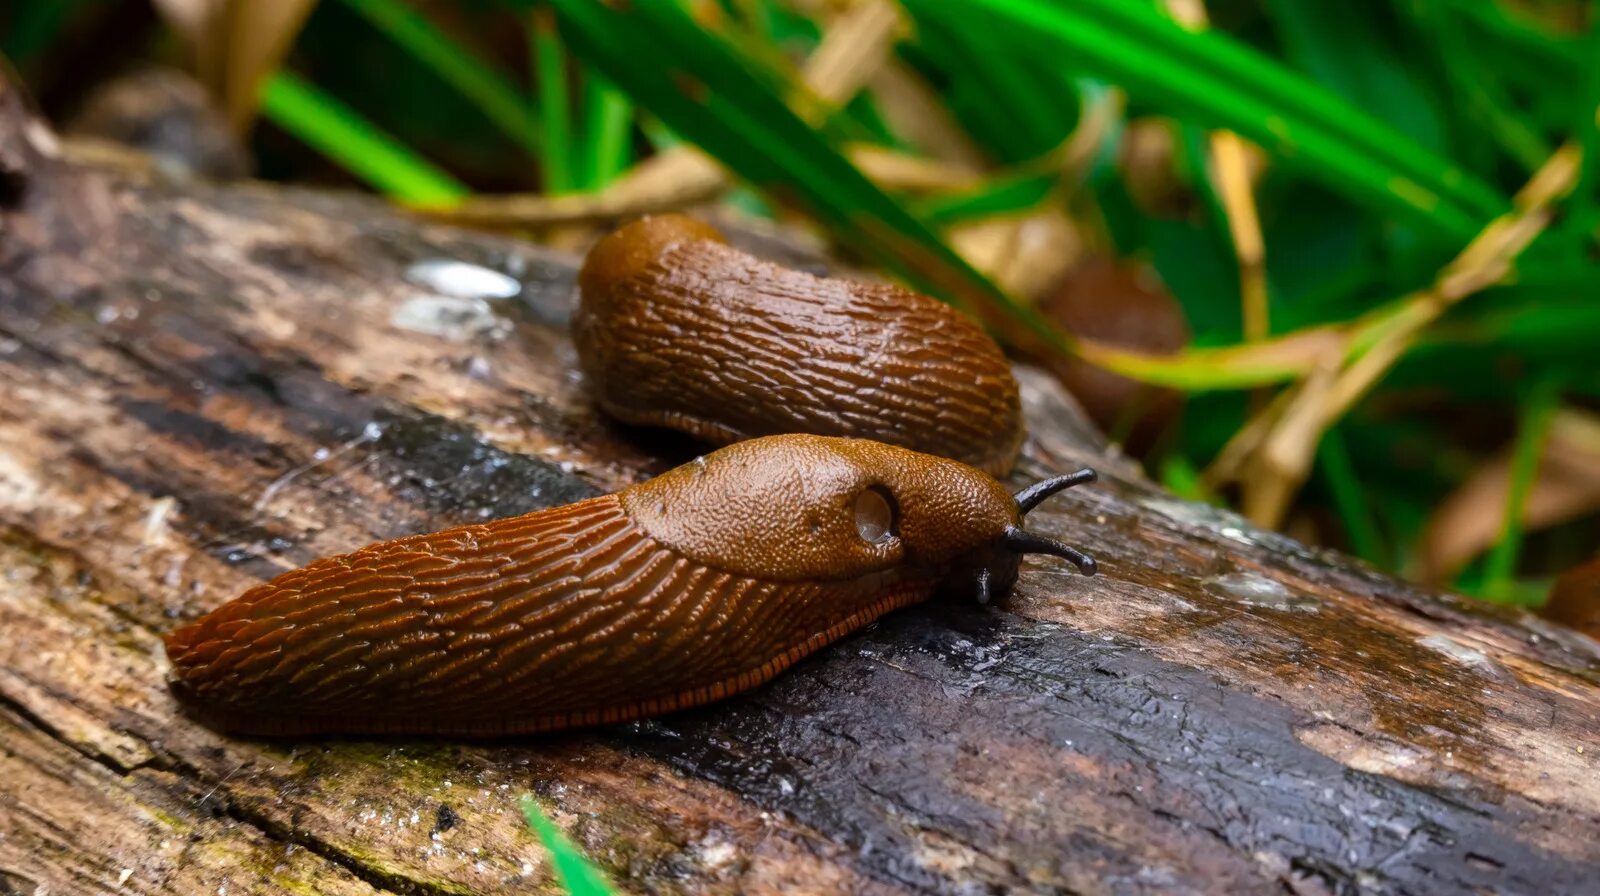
[
  {"x1": 532, "y1": 11, "x2": 574, "y2": 193},
  {"x1": 908, "y1": 0, "x2": 1508, "y2": 243},
  {"x1": 1158, "y1": 454, "x2": 1212, "y2": 503},
  {"x1": 1265, "y1": 0, "x2": 1450, "y2": 154},
  {"x1": 1445, "y1": 0, "x2": 1588, "y2": 84},
  {"x1": 1146, "y1": 215, "x2": 1241, "y2": 344},
  {"x1": 897, "y1": 28, "x2": 1021, "y2": 162},
  {"x1": 578, "y1": 73, "x2": 635, "y2": 190},
  {"x1": 259, "y1": 72, "x2": 468, "y2": 204},
  {"x1": 1316, "y1": 427, "x2": 1386, "y2": 566},
  {"x1": 1480, "y1": 378, "x2": 1562, "y2": 602},
  {"x1": 1399, "y1": 0, "x2": 1550, "y2": 173},
  {"x1": 905, "y1": 12, "x2": 1080, "y2": 163},
  {"x1": 1570, "y1": 17, "x2": 1600, "y2": 233},
  {"x1": 337, "y1": 0, "x2": 538, "y2": 152},
  {"x1": 912, "y1": 170, "x2": 1058, "y2": 226},
  {"x1": 518, "y1": 795, "x2": 615, "y2": 896}
]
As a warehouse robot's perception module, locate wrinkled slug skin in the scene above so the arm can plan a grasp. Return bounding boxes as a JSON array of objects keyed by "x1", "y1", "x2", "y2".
[
  {"x1": 574, "y1": 215, "x2": 1025, "y2": 475},
  {"x1": 163, "y1": 435, "x2": 1022, "y2": 737}
]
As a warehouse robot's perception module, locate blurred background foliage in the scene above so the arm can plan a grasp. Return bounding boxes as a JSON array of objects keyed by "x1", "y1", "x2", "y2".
[{"x1": 4, "y1": 0, "x2": 1599, "y2": 610}]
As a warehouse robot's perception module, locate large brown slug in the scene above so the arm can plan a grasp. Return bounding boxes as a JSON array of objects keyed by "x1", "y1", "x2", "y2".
[
  {"x1": 574, "y1": 215, "x2": 1025, "y2": 475},
  {"x1": 165, "y1": 435, "x2": 1095, "y2": 736}
]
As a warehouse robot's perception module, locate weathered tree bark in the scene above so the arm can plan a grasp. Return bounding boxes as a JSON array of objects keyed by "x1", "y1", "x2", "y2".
[{"x1": 2, "y1": 84, "x2": 1597, "y2": 896}]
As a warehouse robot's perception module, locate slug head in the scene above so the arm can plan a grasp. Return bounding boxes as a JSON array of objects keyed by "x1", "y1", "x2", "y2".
[
  {"x1": 947, "y1": 468, "x2": 1100, "y2": 607},
  {"x1": 619, "y1": 435, "x2": 1096, "y2": 605}
]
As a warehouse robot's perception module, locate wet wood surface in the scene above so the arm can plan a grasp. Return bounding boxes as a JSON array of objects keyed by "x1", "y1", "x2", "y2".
[{"x1": 2, "y1": 85, "x2": 1598, "y2": 896}]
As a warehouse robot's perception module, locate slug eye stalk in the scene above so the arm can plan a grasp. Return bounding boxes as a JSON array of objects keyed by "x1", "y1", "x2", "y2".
[
  {"x1": 1013, "y1": 468, "x2": 1098, "y2": 515},
  {"x1": 1000, "y1": 467, "x2": 1100, "y2": 580}
]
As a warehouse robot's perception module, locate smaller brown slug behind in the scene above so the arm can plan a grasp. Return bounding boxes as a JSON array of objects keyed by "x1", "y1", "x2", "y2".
[
  {"x1": 1034, "y1": 256, "x2": 1190, "y2": 455},
  {"x1": 163, "y1": 435, "x2": 1096, "y2": 737},
  {"x1": 574, "y1": 215, "x2": 1026, "y2": 475}
]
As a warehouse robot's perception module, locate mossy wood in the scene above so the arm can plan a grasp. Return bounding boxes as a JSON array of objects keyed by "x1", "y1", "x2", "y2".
[{"x1": 1, "y1": 86, "x2": 1597, "y2": 896}]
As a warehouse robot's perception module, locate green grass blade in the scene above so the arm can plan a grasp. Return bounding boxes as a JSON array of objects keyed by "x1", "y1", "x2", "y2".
[
  {"x1": 337, "y1": 0, "x2": 537, "y2": 152},
  {"x1": 1571, "y1": 17, "x2": 1600, "y2": 231},
  {"x1": 1445, "y1": 0, "x2": 1588, "y2": 82},
  {"x1": 898, "y1": 24, "x2": 1025, "y2": 162},
  {"x1": 259, "y1": 72, "x2": 468, "y2": 203},
  {"x1": 579, "y1": 73, "x2": 635, "y2": 190},
  {"x1": 906, "y1": 12, "x2": 1077, "y2": 163},
  {"x1": 1398, "y1": 1, "x2": 1548, "y2": 172},
  {"x1": 1481, "y1": 378, "x2": 1562, "y2": 602},
  {"x1": 517, "y1": 795, "x2": 615, "y2": 896},
  {"x1": 1265, "y1": 0, "x2": 1450, "y2": 153},
  {"x1": 1083, "y1": 0, "x2": 1504, "y2": 217},
  {"x1": 531, "y1": 11, "x2": 574, "y2": 194},
  {"x1": 910, "y1": 0, "x2": 1505, "y2": 242},
  {"x1": 1073, "y1": 331, "x2": 1336, "y2": 390},
  {"x1": 912, "y1": 171, "x2": 1058, "y2": 226},
  {"x1": 1317, "y1": 427, "x2": 1386, "y2": 566},
  {"x1": 549, "y1": 0, "x2": 1063, "y2": 347},
  {"x1": 1158, "y1": 454, "x2": 1213, "y2": 503}
]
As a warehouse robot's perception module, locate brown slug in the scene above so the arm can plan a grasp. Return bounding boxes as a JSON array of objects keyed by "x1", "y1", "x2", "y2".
[
  {"x1": 574, "y1": 215, "x2": 1025, "y2": 475},
  {"x1": 164, "y1": 435, "x2": 1095, "y2": 736}
]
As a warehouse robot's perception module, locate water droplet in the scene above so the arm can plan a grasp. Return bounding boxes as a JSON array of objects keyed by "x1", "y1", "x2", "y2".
[
  {"x1": 390, "y1": 293, "x2": 507, "y2": 341},
  {"x1": 1417, "y1": 633, "x2": 1497, "y2": 671},
  {"x1": 405, "y1": 259, "x2": 522, "y2": 299},
  {"x1": 1204, "y1": 572, "x2": 1320, "y2": 613}
]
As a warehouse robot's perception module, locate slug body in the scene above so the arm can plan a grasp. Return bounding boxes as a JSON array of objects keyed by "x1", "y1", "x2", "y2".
[
  {"x1": 165, "y1": 435, "x2": 1094, "y2": 737},
  {"x1": 574, "y1": 215, "x2": 1025, "y2": 475}
]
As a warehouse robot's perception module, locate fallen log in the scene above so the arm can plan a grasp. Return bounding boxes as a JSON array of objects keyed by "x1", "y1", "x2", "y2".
[{"x1": 1, "y1": 81, "x2": 1597, "y2": 896}]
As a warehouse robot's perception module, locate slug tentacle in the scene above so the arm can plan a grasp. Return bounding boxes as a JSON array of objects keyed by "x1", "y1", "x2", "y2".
[
  {"x1": 1014, "y1": 468, "x2": 1098, "y2": 514},
  {"x1": 992, "y1": 467, "x2": 1100, "y2": 578}
]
